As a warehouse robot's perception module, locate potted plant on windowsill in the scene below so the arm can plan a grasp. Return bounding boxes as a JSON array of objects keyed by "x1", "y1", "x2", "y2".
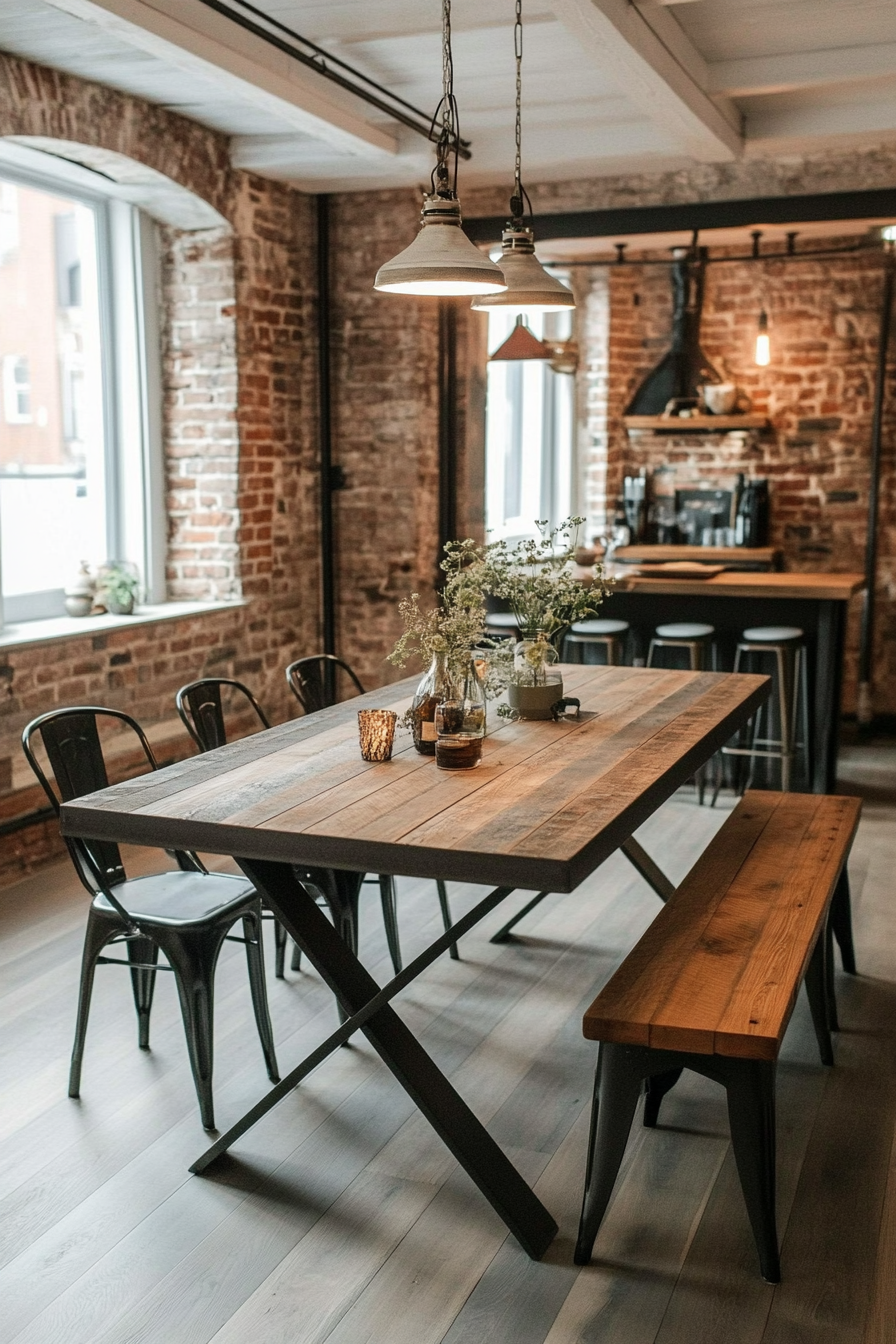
[{"x1": 96, "y1": 561, "x2": 140, "y2": 616}]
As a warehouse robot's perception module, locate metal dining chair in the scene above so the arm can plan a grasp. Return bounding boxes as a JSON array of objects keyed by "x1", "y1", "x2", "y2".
[
  {"x1": 176, "y1": 676, "x2": 410, "y2": 976},
  {"x1": 176, "y1": 677, "x2": 297, "y2": 978},
  {"x1": 285, "y1": 654, "x2": 459, "y2": 962},
  {"x1": 22, "y1": 706, "x2": 279, "y2": 1132}
]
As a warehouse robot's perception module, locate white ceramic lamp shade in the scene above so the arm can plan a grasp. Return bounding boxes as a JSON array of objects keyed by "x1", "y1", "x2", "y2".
[
  {"x1": 374, "y1": 195, "x2": 507, "y2": 296},
  {"x1": 472, "y1": 227, "x2": 574, "y2": 311}
]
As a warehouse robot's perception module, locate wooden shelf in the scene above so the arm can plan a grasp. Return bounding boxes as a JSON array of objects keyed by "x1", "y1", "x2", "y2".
[
  {"x1": 624, "y1": 414, "x2": 770, "y2": 432},
  {"x1": 614, "y1": 544, "x2": 780, "y2": 568}
]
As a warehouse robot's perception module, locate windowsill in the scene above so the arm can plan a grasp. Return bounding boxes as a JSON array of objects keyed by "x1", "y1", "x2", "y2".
[{"x1": 0, "y1": 598, "x2": 249, "y2": 652}]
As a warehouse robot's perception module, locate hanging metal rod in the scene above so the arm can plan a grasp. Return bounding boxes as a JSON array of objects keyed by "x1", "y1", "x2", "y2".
[
  {"x1": 196, "y1": 0, "x2": 472, "y2": 158},
  {"x1": 548, "y1": 240, "x2": 885, "y2": 268}
]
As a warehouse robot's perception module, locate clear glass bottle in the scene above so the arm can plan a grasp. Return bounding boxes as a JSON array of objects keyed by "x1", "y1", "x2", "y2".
[{"x1": 411, "y1": 651, "x2": 456, "y2": 756}]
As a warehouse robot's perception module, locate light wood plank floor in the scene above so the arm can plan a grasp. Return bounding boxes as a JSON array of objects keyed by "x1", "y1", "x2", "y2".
[{"x1": 1, "y1": 747, "x2": 894, "y2": 1344}]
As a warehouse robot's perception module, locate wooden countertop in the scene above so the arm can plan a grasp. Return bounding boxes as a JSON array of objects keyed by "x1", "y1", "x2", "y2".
[
  {"x1": 613, "y1": 545, "x2": 780, "y2": 567},
  {"x1": 591, "y1": 567, "x2": 866, "y2": 601}
]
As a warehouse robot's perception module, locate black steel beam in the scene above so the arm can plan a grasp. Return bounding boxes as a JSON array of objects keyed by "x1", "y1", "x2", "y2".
[
  {"x1": 316, "y1": 195, "x2": 337, "y2": 699},
  {"x1": 464, "y1": 188, "x2": 896, "y2": 245}
]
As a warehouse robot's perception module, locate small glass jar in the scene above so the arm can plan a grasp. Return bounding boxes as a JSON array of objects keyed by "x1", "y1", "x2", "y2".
[{"x1": 434, "y1": 658, "x2": 486, "y2": 770}]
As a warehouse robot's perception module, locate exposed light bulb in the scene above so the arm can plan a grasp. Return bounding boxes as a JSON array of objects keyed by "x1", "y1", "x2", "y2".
[{"x1": 755, "y1": 309, "x2": 770, "y2": 367}]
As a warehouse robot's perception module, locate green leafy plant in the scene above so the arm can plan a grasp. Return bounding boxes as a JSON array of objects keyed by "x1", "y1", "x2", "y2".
[
  {"x1": 97, "y1": 561, "x2": 140, "y2": 612},
  {"x1": 453, "y1": 518, "x2": 608, "y2": 647}
]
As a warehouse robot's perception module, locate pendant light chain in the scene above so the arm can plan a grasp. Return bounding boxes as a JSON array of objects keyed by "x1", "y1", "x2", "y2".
[
  {"x1": 432, "y1": 0, "x2": 460, "y2": 197},
  {"x1": 511, "y1": 0, "x2": 523, "y2": 220}
]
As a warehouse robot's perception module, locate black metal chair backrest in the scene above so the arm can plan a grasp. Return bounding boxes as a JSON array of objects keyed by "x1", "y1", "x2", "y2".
[
  {"x1": 285, "y1": 655, "x2": 365, "y2": 714},
  {"x1": 22, "y1": 706, "x2": 159, "y2": 899},
  {"x1": 176, "y1": 678, "x2": 270, "y2": 753}
]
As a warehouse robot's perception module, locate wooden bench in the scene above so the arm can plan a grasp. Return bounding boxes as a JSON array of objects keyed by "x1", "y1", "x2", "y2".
[{"x1": 575, "y1": 789, "x2": 861, "y2": 1283}]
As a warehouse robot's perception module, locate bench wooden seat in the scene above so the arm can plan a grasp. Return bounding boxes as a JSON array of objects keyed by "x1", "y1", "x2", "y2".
[{"x1": 575, "y1": 790, "x2": 861, "y2": 1283}]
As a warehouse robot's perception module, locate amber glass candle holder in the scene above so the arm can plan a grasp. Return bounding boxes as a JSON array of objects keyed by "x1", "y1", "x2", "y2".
[{"x1": 357, "y1": 709, "x2": 397, "y2": 762}]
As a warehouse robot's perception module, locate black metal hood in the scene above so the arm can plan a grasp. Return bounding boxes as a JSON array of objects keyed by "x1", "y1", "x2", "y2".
[{"x1": 625, "y1": 250, "x2": 721, "y2": 415}]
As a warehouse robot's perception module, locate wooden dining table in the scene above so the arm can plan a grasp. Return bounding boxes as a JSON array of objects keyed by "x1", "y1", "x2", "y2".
[{"x1": 60, "y1": 663, "x2": 768, "y2": 1260}]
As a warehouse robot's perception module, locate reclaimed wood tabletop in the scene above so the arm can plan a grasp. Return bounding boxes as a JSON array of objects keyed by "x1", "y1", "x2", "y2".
[{"x1": 61, "y1": 664, "x2": 770, "y2": 894}]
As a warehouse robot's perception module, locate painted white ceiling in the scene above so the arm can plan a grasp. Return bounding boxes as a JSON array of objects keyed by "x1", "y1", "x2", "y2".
[{"x1": 0, "y1": 0, "x2": 893, "y2": 192}]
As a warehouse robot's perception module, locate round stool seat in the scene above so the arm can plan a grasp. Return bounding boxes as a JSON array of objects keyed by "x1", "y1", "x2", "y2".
[
  {"x1": 484, "y1": 613, "x2": 519, "y2": 629},
  {"x1": 655, "y1": 622, "x2": 714, "y2": 640},
  {"x1": 742, "y1": 625, "x2": 804, "y2": 643},
  {"x1": 570, "y1": 619, "x2": 630, "y2": 636}
]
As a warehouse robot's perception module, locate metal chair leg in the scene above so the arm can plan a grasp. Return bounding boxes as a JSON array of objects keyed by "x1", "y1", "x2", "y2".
[
  {"x1": 152, "y1": 920, "x2": 232, "y2": 1131},
  {"x1": 127, "y1": 934, "x2": 159, "y2": 1050},
  {"x1": 273, "y1": 917, "x2": 287, "y2": 979},
  {"x1": 69, "y1": 908, "x2": 118, "y2": 1098},
  {"x1": 437, "y1": 879, "x2": 460, "y2": 959},
  {"x1": 378, "y1": 874, "x2": 402, "y2": 974},
  {"x1": 242, "y1": 908, "x2": 280, "y2": 1083},
  {"x1": 574, "y1": 1043, "x2": 645, "y2": 1264}
]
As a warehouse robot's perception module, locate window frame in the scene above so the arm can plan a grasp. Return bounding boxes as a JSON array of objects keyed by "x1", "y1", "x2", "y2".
[{"x1": 0, "y1": 156, "x2": 164, "y2": 625}]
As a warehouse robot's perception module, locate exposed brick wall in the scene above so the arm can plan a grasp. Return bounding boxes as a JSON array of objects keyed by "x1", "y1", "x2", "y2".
[
  {"x1": 0, "y1": 55, "x2": 321, "y2": 883},
  {"x1": 326, "y1": 190, "x2": 484, "y2": 690},
  {"x1": 576, "y1": 241, "x2": 896, "y2": 713}
]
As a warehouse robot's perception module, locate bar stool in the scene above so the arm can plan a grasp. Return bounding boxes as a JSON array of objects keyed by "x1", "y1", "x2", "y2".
[
  {"x1": 563, "y1": 618, "x2": 630, "y2": 665},
  {"x1": 721, "y1": 626, "x2": 809, "y2": 793},
  {"x1": 483, "y1": 612, "x2": 521, "y2": 640},
  {"x1": 647, "y1": 622, "x2": 716, "y2": 671}
]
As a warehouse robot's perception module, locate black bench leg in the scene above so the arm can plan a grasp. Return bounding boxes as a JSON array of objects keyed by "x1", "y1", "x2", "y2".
[
  {"x1": 804, "y1": 931, "x2": 835, "y2": 1065},
  {"x1": 724, "y1": 1059, "x2": 780, "y2": 1284},
  {"x1": 575, "y1": 1043, "x2": 644, "y2": 1265},
  {"x1": 643, "y1": 1067, "x2": 683, "y2": 1127},
  {"x1": 830, "y1": 869, "x2": 857, "y2": 974}
]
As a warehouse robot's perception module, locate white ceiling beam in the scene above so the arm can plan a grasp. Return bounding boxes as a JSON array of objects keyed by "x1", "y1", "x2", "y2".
[
  {"x1": 551, "y1": 0, "x2": 742, "y2": 161},
  {"x1": 710, "y1": 43, "x2": 896, "y2": 98},
  {"x1": 40, "y1": 0, "x2": 399, "y2": 158},
  {"x1": 746, "y1": 98, "x2": 896, "y2": 149}
]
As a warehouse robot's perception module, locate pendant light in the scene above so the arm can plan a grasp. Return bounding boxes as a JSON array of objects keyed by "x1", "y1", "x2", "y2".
[
  {"x1": 755, "y1": 308, "x2": 770, "y2": 366},
  {"x1": 472, "y1": 0, "x2": 574, "y2": 313},
  {"x1": 374, "y1": 1, "x2": 506, "y2": 297},
  {"x1": 488, "y1": 313, "x2": 551, "y2": 361}
]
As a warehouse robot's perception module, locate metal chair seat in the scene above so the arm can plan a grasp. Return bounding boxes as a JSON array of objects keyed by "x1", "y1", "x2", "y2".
[{"x1": 97, "y1": 871, "x2": 256, "y2": 925}]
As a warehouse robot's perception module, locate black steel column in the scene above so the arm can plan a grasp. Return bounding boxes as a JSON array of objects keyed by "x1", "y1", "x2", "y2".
[
  {"x1": 437, "y1": 299, "x2": 459, "y2": 579},
  {"x1": 316, "y1": 194, "x2": 337, "y2": 701},
  {"x1": 857, "y1": 248, "x2": 894, "y2": 725}
]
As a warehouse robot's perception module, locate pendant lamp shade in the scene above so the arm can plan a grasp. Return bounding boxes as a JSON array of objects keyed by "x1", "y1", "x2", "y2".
[
  {"x1": 472, "y1": 227, "x2": 574, "y2": 311},
  {"x1": 488, "y1": 314, "x2": 551, "y2": 361},
  {"x1": 374, "y1": 194, "x2": 507, "y2": 296}
]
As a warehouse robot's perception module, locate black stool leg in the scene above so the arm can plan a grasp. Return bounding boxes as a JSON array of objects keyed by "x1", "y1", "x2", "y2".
[
  {"x1": 575, "y1": 1043, "x2": 644, "y2": 1264},
  {"x1": 824, "y1": 921, "x2": 839, "y2": 1032},
  {"x1": 436, "y1": 880, "x2": 460, "y2": 959},
  {"x1": 127, "y1": 934, "x2": 159, "y2": 1050},
  {"x1": 242, "y1": 908, "x2": 280, "y2": 1083},
  {"x1": 724, "y1": 1059, "x2": 780, "y2": 1284},
  {"x1": 804, "y1": 932, "x2": 835, "y2": 1066},
  {"x1": 69, "y1": 908, "x2": 118, "y2": 1098},
  {"x1": 830, "y1": 870, "x2": 857, "y2": 974},
  {"x1": 643, "y1": 1067, "x2": 683, "y2": 1127},
  {"x1": 378, "y1": 874, "x2": 402, "y2": 974}
]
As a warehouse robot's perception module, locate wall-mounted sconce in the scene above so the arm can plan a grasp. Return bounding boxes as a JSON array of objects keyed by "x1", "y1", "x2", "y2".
[{"x1": 755, "y1": 308, "x2": 770, "y2": 367}]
